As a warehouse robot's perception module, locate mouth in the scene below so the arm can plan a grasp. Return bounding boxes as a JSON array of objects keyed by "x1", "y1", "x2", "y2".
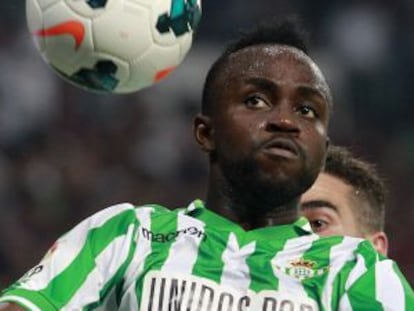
[{"x1": 261, "y1": 138, "x2": 300, "y2": 159}]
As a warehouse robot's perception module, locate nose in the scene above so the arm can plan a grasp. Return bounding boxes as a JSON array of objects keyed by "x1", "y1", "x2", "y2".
[{"x1": 264, "y1": 107, "x2": 300, "y2": 134}]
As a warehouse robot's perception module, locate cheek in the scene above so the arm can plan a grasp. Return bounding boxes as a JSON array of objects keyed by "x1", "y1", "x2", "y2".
[
  {"x1": 319, "y1": 227, "x2": 345, "y2": 236},
  {"x1": 307, "y1": 122, "x2": 328, "y2": 160},
  {"x1": 220, "y1": 114, "x2": 259, "y2": 144},
  {"x1": 214, "y1": 120, "x2": 253, "y2": 156},
  {"x1": 315, "y1": 122, "x2": 327, "y2": 137},
  {"x1": 299, "y1": 128, "x2": 328, "y2": 180},
  {"x1": 302, "y1": 121, "x2": 327, "y2": 143},
  {"x1": 328, "y1": 222, "x2": 346, "y2": 235}
]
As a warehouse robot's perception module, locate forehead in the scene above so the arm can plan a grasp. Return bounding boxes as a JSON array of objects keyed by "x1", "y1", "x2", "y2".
[
  {"x1": 223, "y1": 44, "x2": 330, "y2": 101},
  {"x1": 300, "y1": 173, "x2": 354, "y2": 208}
]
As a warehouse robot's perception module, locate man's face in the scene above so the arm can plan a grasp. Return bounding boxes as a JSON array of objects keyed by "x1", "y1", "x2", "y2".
[
  {"x1": 204, "y1": 45, "x2": 331, "y2": 207},
  {"x1": 300, "y1": 172, "x2": 362, "y2": 236}
]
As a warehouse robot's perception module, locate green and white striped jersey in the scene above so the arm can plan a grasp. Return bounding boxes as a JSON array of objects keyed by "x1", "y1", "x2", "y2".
[{"x1": 1, "y1": 199, "x2": 413, "y2": 311}]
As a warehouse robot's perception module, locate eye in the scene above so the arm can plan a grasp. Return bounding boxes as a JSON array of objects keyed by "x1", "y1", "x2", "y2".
[
  {"x1": 244, "y1": 95, "x2": 270, "y2": 109},
  {"x1": 295, "y1": 104, "x2": 318, "y2": 119},
  {"x1": 309, "y1": 219, "x2": 329, "y2": 233}
]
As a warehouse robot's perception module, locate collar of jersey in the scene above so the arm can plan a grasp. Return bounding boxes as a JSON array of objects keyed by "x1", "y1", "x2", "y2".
[{"x1": 185, "y1": 199, "x2": 314, "y2": 239}]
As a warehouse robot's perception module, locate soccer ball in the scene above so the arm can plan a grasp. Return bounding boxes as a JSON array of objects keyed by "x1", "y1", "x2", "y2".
[{"x1": 26, "y1": 0, "x2": 202, "y2": 93}]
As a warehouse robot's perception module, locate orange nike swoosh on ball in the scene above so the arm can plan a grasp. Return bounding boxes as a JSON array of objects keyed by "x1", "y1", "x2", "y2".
[{"x1": 34, "y1": 20, "x2": 85, "y2": 50}]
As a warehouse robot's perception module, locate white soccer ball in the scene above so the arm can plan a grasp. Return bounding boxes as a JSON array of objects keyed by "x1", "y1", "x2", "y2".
[{"x1": 26, "y1": 0, "x2": 202, "y2": 93}]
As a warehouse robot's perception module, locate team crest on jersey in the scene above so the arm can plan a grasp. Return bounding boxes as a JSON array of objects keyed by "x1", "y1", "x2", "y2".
[{"x1": 275, "y1": 258, "x2": 329, "y2": 281}]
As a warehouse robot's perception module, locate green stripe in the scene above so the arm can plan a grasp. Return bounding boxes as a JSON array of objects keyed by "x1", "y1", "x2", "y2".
[
  {"x1": 0, "y1": 289, "x2": 56, "y2": 311},
  {"x1": 189, "y1": 206, "x2": 240, "y2": 284},
  {"x1": 135, "y1": 209, "x2": 179, "y2": 307},
  {"x1": 191, "y1": 226, "x2": 229, "y2": 284},
  {"x1": 84, "y1": 222, "x2": 139, "y2": 311},
  {"x1": 331, "y1": 259, "x2": 356, "y2": 310},
  {"x1": 346, "y1": 241, "x2": 383, "y2": 310},
  {"x1": 347, "y1": 266, "x2": 382, "y2": 310},
  {"x1": 301, "y1": 236, "x2": 343, "y2": 308},
  {"x1": 247, "y1": 239, "x2": 286, "y2": 292},
  {"x1": 41, "y1": 209, "x2": 138, "y2": 309},
  {"x1": 391, "y1": 261, "x2": 414, "y2": 309}
]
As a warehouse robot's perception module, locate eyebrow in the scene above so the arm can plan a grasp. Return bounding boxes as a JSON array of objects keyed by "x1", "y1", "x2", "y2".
[
  {"x1": 244, "y1": 77, "x2": 328, "y2": 102},
  {"x1": 300, "y1": 200, "x2": 338, "y2": 212},
  {"x1": 244, "y1": 77, "x2": 278, "y2": 93},
  {"x1": 297, "y1": 85, "x2": 327, "y2": 103}
]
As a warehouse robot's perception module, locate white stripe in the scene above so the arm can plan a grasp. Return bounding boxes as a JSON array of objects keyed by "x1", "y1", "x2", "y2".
[
  {"x1": 344, "y1": 252, "x2": 368, "y2": 291},
  {"x1": 220, "y1": 233, "x2": 256, "y2": 292},
  {"x1": 119, "y1": 207, "x2": 153, "y2": 311},
  {"x1": 338, "y1": 292, "x2": 353, "y2": 311},
  {"x1": 0, "y1": 295, "x2": 42, "y2": 311},
  {"x1": 337, "y1": 252, "x2": 369, "y2": 311},
  {"x1": 161, "y1": 211, "x2": 205, "y2": 274},
  {"x1": 271, "y1": 234, "x2": 319, "y2": 294},
  {"x1": 186, "y1": 201, "x2": 198, "y2": 212},
  {"x1": 375, "y1": 260, "x2": 405, "y2": 310},
  {"x1": 64, "y1": 224, "x2": 135, "y2": 310},
  {"x1": 85, "y1": 203, "x2": 136, "y2": 228},
  {"x1": 18, "y1": 203, "x2": 135, "y2": 291},
  {"x1": 322, "y1": 237, "x2": 360, "y2": 311}
]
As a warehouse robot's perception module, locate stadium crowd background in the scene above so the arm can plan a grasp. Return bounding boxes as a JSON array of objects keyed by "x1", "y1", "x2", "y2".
[{"x1": 0, "y1": 0, "x2": 413, "y2": 287}]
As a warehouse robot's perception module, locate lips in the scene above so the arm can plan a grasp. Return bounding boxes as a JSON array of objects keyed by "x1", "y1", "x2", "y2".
[{"x1": 261, "y1": 137, "x2": 300, "y2": 159}]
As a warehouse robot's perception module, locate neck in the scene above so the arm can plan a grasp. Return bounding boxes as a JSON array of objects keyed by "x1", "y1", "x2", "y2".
[{"x1": 204, "y1": 172, "x2": 300, "y2": 230}]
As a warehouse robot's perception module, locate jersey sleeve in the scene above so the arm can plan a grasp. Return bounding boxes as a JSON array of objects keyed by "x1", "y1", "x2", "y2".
[
  {"x1": 0, "y1": 203, "x2": 140, "y2": 311},
  {"x1": 339, "y1": 257, "x2": 414, "y2": 310}
]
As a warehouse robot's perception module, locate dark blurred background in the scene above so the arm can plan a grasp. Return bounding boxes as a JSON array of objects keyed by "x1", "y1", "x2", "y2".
[{"x1": 1, "y1": 0, "x2": 413, "y2": 288}]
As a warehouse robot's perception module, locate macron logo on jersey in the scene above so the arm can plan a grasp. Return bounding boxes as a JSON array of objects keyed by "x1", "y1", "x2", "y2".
[{"x1": 141, "y1": 226, "x2": 206, "y2": 243}]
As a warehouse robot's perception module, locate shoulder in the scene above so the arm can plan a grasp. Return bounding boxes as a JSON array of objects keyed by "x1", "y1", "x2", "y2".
[
  {"x1": 83, "y1": 202, "x2": 177, "y2": 225},
  {"x1": 68, "y1": 201, "x2": 193, "y2": 235},
  {"x1": 67, "y1": 202, "x2": 181, "y2": 238},
  {"x1": 77, "y1": 202, "x2": 138, "y2": 229}
]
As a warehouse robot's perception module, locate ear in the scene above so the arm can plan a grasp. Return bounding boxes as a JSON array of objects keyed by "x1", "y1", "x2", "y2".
[
  {"x1": 193, "y1": 114, "x2": 215, "y2": 152},
  {"x1": 368, "y1": 231, "x2": 389, "y2": 256}
]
